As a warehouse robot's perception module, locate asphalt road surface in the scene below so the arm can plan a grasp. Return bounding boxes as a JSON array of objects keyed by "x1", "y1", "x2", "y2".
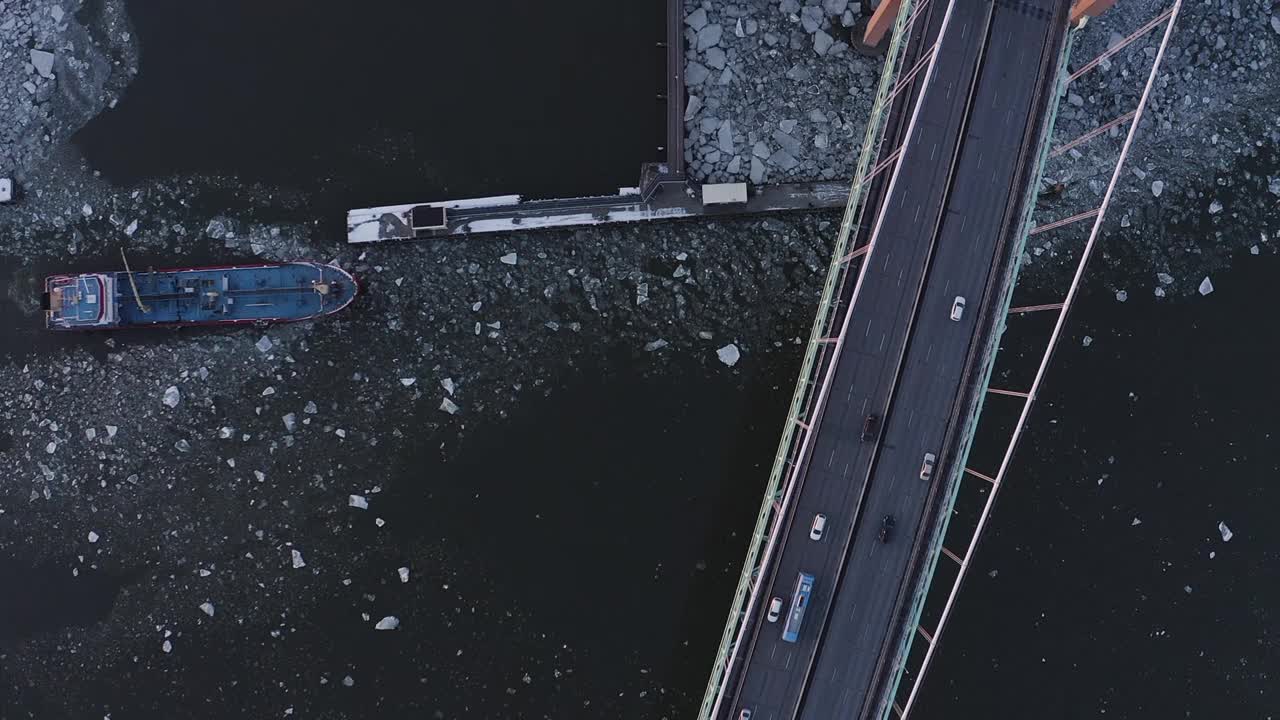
[{"x1": 724, "y1": 1, "x2": 1069, "y2": 718}]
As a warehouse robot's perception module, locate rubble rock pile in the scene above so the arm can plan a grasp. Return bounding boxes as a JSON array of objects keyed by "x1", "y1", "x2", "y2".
[{"x1": 682, "y1": 0, "x2": 880, "y2": 184}]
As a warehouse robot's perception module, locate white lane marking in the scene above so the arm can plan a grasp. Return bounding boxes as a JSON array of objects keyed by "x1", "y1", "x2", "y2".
[
  {"x1": 830, "y1": 665, "x2": 841, "y2": 683},
  {"x1": 913, "y1": 204, "x2": 922, "y2": 224},
  {"x1": 943, "y1": 279, "x2": 951, "y2": 294},
  {"x1": 961, "y1": 20, "x2": 969, "y2": 39},
  {"x1": 907, "y1": 409, "x2": 916, "y2": 429},
  {"x1": 976, "y1": 152, "x2": 983, "y2": 171},
  {"x1": 960, "y1": 213, "x2": 968, "y2": 233},
  {"x1": 828, "y1": 447, "x2": 837, "y2": 468},
  {"x1": 861, "y1": 397, "x2": 869, "y2": 414},
  {"x1": 930, "y1": 141, "x2": 939, "y2": 162},
  {"x1": 784, "y1": 650, "x2": 794, "y2": 670},
  {"x1": 879, "y1": 332, "x2": 887, "y2": 352},
  {"x1": 843, "y1": 461, "x2": 852, "y2": 479},
  {"x1": 865, "y1": 317, "x2": 873, "y2": 337},
  {"x1": 926, "y1": 343, "x2": 934, "y2": 363}
]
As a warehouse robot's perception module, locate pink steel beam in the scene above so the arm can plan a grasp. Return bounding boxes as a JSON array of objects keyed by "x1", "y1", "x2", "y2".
[
  {"x1": 885, "y1": 44, "x2": 939, "y2": 107},
  {"x1": 1067, "y1": 6, "x2": 1174, "y2": 83},
  {"x1": 1029, "y1": 207, "x2": 1099, "y2": 235},
  {"x1": 898, "y1": 4, "x2": 1182, "y2": 717},
  {"x1": 987, "y1": 387, "x2": 1030, "y2": 398},
  {"x1": 1050, "y1": 110, "x2": 1136, "y2": 157},
  {"x1": 1009, "y1": 302, "x2": 1065, "y2": 313},
  {"x1": 707, "y1": 3, "x2": 962, "y2": 716},
  {"x1": 840, "y1": 244, "x2": 872, "y2": 264},
  {"x1": 964, "y1": 467, "x2": 996, "y2": 484}
]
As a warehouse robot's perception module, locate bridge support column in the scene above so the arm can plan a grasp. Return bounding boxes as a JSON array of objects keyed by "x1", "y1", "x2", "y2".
[
  {"x1": 864, "y1": 0, "x2": 904, "y2": 46},
  {"x1": 1070, "y1": 0, "x2": 1117, "y2": 25}
]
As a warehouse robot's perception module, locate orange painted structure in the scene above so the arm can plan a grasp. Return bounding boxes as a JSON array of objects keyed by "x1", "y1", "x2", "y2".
[
  {"x1": 1070, "y1": 0, "x2": 1118, "y2": 23},
  {"x1": 863, "y1": 0, "x2": 904, "y2": 46}
]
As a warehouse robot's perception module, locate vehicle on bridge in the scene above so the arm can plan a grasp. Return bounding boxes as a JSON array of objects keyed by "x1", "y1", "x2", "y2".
[
  {"x1": 809, "y1": 513, "x2": 827, "y2": 541},
  {"x1": 879, "y1": 514, "x2": 896, "y2": 543},
  {"x1": 920, "y1": 452, "x2": 936, "y2": 481},
  {"x1": 861, "y1": 413, "x2": 880, "y2": 441},
  {"x1": 767, "y1": 597, "x2": 784, "y2": 623},
  {"x1": 781, "y1": 571, "x2": 816, "y2": 643}
]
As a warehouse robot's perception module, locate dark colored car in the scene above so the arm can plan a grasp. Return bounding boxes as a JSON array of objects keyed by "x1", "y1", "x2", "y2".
[
  {"x1": 879, "y1": 514, "x2": 896, "y2": 543},
  {"x1": 861, "y1": 414, "x2": 879, "y2": 442}
]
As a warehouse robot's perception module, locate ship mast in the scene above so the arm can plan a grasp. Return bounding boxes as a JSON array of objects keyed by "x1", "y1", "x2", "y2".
[{"x1": 119, "y1": 248, "x2": 151, "y2": 314}]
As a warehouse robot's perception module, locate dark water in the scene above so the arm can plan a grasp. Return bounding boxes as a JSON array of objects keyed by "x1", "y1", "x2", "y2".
[
  {"x1": 916, "y1": 249, "x2": 1280, "y2": 718},
  {"x1": 76, "y1": 0, "x2": 666, "y2": 208}
]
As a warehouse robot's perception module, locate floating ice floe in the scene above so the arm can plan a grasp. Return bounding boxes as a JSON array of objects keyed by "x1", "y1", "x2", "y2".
[
  {"x1": 399, "y1": 378, "x2": 416, "y2": 387},
  {"x1": 500, "y1": 252, "x2": 518, "y2": 265},
  {"x1": 88, "y1": 531, "x2": 100, "y2": 543},
  {"x1": 349, "y1": 494, "x2": 369, "y2": 510},
  {"x1": 162, "y1": 386, "x2": 181, "y2": 408},
  {"x1": 1150, "y1": 180, "x2": 1164, "y2": 197},
  {"x1": 441, "y1": 378, "x2": 455, "y2": 395},
  {"x1": 282, "y1": 413, "x2": 297, "y2": 432},
  {"x1": 291, "y1": 549, "x2": 306, "y2": 568},
  {"x1": 199, "y1": 602, "x2": 215, "y2": 617},
  {"x1": 1198, "y1": 277, "x2": 1214, "y2": 296},
  {"x1": 1217, "y1": 521, "x2": 1232, "y2": 542},
  {"x1": 375, "y1": 616, "x2": 400, "y2": 631},
  {"x1": 440, "y1": 397, "x2": 459, "y2": 415},
  {"x1": 255, "y1": 336, "x2": 273, "y2": 353},
  {"x1": 717, "y1": 343, "x2": 741, "y2": 367},
  {"x1": 398, "y1": 567, "x2": 410, "y2": 583}
]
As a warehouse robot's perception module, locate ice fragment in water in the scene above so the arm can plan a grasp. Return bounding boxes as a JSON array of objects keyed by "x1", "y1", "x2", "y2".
[
  {"x1": 199, "y1": 602, "x2": 215, "y2": 617},
  {"x1": 717, "y1": 343, "x2": 741, "y2": 367},
  {"x1": 500, "y1": 253, "x2": 517, "y2": 265},
  {"x1": 441, "y1": 378, "x2": 455, "y2": 395},
  {"x1": 1218, "y1": 521, "x2": 1232, "y2": 542},
  {"x1": 88, "y1": 531, "x2": 99, "y2": 543},
  {"x1": 440, "y1": 397, "x2": 459, "y2": 415},
  {"x1": 375, "y1": 616, "x2": 400, "y2": 630},
  {"x1": 162, "y1": 386, "x2": 181, "y2": 408},
  {"x1": 255, "y1": 335, "x2": 273, "y2": 352},
  {"x1": 349, "y1": 494, "x2": 369, "y2": 510},
  {"x1": 1198, "y1": 277, "x2": 1214, "y2": 296},
  {"x1": 399, "y1": 378, "x2": 416, "y2": 387},
  {"x1": 1150, "y1": 180, "x2": 1164, "y2": 197},
  {"x1": 291, "y1": 549, "x2": 306, "y2": 568},
  {"x1": 398, "y1": 567, "x2": 410, "y2": 583}
]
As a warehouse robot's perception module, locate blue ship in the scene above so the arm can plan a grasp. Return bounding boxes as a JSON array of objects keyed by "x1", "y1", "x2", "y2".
[{"x1": 43, "y1": 261, "x2": 358, "y2": 331}]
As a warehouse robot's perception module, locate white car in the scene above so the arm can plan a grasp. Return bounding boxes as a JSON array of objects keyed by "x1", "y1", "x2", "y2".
[
  {"x1": 810, "y1": 513, "x2": 827, "y2": 541},
  {"x1": 767, "y1": 597, "x2": 784, "y2": 623},
  {"x1": 920, "y1": 452, "x2": 937, "y2": 481},
  {"x1": 950, "y1": 295, "x2": 966, "y2": 321}
]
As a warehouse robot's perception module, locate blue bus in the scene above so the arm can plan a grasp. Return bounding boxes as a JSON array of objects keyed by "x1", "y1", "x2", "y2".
[{"x1": 781, "y1": 571, "x2": 816, "y2": 643}]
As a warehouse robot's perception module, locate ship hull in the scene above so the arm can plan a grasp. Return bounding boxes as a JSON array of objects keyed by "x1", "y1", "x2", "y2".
[{"x1": 44, "y1": 262, "x2": 358, "y2": 331}]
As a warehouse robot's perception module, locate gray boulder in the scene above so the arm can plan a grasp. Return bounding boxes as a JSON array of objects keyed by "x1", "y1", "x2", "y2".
[
  {"x1": 30, "y1": 50, "x2": 55, "y2": 78},
  {"x1": 769, "y1": 149, "x2": 800, "y2": 171},
  {"x1": 801, "y1": 6, "x2": 824, "y2": 33},
  {"x1": 718, "y1": 120, "x2": 735, "y2": 154},
  {"x1": 705, "y1": 46, "x2": 727, "y2": 69},
  {"x1": 772, "y1": 129, "x2": 802, "y2": 156},
  {"x1": 687, "y1": 61, "x2": 711, "y2": 85},
  {"x1": 685, "y1": 8, "x2": 708, "y2": 31},
  {"x1": 697, "y1": 24, "x2": 724, "y2": 51},
  {"x1": 814, "y1": 29, "x2": 834, "y2": 56}
]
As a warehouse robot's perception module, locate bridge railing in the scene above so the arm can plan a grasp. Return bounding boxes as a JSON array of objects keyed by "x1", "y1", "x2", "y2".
[{"x1": 696, "y1": 3, "x2": 922, "y2": 717}]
